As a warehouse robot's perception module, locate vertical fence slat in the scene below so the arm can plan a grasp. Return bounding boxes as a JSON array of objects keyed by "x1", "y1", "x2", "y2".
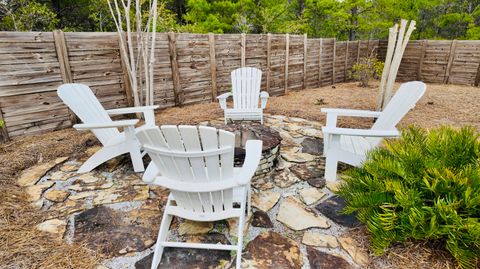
[
  {"x1": 332, "y1": 38, "x2": 336, "y2": 84},
  {"x1": 344, "y1": 41, "x2": 349, "y2": 82},
  {"x1": 53, "y1": 30, "x2": 77, "y2": 124},
  {"x1": 208, "y1": 33, "x2": 218, "y2": 101},
  {"x1": 444, "y1": 39, "x2": 457, "y2": 84},
  {"x1": 53, "y1": 30, "x2": 72, "y2": 83},
  {"x1": 318, "y1": 38, "x2": 323, "y2": 87},
  {"x1": 284, "y1": 34, "x2": 290, "y2": 94},
  {"x1": 241, "y1": 33, "x2": 246, "y2": 68},
  {"x1": 417, "y1": 40, "x2": 427, "y2": 81},
  {"x1": 303, "y1": 34, "x2": 307, "y2": 89},
  {"x1": 168, "y1": 32, "x2": 182, "y2": 106},
  {"x1": 266, "y1": 33, "x2": 272, "y2": 93},
  {"x1": 356, "y1": 40, "x2": 361, "y2": 63},
  {"x1": 475, "y1": 61, "x2": 480, "y2": 87}
]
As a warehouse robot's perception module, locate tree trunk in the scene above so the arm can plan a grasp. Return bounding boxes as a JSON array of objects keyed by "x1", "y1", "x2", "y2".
[{"x1": 349, "y1": 6, "x2": 358, "y2": 41}]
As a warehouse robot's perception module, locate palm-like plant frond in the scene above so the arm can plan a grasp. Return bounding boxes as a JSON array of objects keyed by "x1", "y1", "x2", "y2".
[{"x1": 337, "y1": 126, "x2": 480, "y2": 268}]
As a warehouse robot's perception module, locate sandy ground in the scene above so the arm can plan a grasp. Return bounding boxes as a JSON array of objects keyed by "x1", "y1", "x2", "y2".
[
  {"x1": 155, "y1": 80, "x2": 480, "y2": 130},
  {"x1": 1, "y1": 80, "x2": 478, "y2": 269}
]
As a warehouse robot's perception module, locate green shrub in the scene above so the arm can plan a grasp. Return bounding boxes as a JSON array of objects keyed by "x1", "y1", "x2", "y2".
[
  {"x1": 351, "y1": 54, "x2": 384, "y2": 87},
  {"x1": 337, "y1": 126, "x2": 480, "y2": 269}
]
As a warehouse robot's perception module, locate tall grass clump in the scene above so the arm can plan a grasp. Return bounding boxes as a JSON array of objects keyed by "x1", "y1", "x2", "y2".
[{"x1": 337, "y1": 126, "x2": 480, "y2": 269}]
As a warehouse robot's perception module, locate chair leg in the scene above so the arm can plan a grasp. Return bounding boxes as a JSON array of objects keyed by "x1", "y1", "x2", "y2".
[
  {"x1": 78, "y1": 145, "x2": 129, "y2": 173},
  {"x1": 151, "y1": 212, "x2": 174, "y2": 269},
  {"x1": 235, "y1": 189, "x2": 247, "y2": 269},
  {"x1": 247, "y1": 186, "x2": 251, "y2": 214},
  {"x1": 324, "y1": 154, "x2": 338, "y2": 182},
  {"x1": 129, "y1": 147, "x2": 145, "y2": 172},
  {"x1": 143, "y1": 162, "x2": 159, "y2": 182}
]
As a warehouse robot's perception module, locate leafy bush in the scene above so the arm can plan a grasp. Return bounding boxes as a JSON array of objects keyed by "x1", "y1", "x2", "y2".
[
  {"x1": 337, "y1": 126, "x2": 480, "y2": 269},
  {"x1": 351, "y1": 54, "x2": 384, "y2": 87}
]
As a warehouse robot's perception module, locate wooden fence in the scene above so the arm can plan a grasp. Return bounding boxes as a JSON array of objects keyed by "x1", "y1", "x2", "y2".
[
  {"x1": 1, "y1": 31, "x2": 480, "y2": 142},
  {"x1": 377, "y1": 39, "x2": 480, "y2": 85},
  {"x1": 0, "y1": 31, "x2": 379, "y2": 141}
]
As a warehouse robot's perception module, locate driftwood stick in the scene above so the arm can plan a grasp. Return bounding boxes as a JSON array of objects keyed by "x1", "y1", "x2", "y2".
[
  {"x1": 383, "y1": 20, "x2": 416, "y2": 109},
  {"x1": 376, "y1": 24, "x2": 398, "y2": 111}
]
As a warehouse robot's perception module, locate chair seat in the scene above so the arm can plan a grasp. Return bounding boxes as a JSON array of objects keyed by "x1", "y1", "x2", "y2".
[
  {"x1": 225, "y1": 108, "x2": 262, "y2": 120},
  {"x1": 225, "y1": 108, "x2": 262, "y2": 114},
  {"x1": 340, "y1": 135, "x2": 374, "y2": 156}
]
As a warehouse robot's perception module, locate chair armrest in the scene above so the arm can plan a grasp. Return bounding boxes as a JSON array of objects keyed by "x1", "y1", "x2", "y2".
[
  {"x1": 322, "y1": 127, "x2": 400, "y2": 137},
  {"x1": 73, "y1": 119, "x2": 139, "y2": 130},
  {"x1": 106, "y1": 105, "x2": 159, "y2": 115},
  {"x1": 321, "y1": 108, "x2": 382, "y2": 118},
  {"x1": 260, "y1": 91, "x2": 269, "y2": 109},
  {"x1": 107, "y1": 105, "x2": 159, "y2": 126},
  {"x1": 235, "y1": 140, "x2": 263, "y2": 184},
  {"x1": 217, "y1": 92, "x2": 232, "y2": 110}
]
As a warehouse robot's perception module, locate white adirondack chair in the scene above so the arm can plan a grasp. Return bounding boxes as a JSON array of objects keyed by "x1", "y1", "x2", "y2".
[
  {"x1": 217, "y1": 67, "x2": 269, "y2": 124},
  {"x1": 136, "y1": 125, "x2": 262, "y2": 269},
  {"x1": 57, "y1": 83, "x2": 158, "y2": 173},
  {"x1": 322, "y1": 81, "x2": 426, "y2": 181}
]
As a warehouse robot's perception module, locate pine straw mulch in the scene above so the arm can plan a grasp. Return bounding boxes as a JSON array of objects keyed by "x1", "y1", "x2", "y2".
[
  {"x1": 345, "y1": 226, "x2": 458, "y2": 269},
  {"x1": 0, "y1": 130, "x2": 100, "y2": 269},
  {"x1": 2, "y1": 81, "x2": 479, "y2": 268}
]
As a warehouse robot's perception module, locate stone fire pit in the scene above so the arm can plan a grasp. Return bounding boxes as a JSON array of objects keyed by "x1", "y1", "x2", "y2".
[{"x1": 211, "y1": 122, "x2": 282, "y2": 182}]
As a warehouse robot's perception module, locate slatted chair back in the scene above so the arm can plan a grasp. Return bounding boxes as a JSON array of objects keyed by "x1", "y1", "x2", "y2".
[
  {"x1": 231, "y1": 67, "x2": 262, "y2": 110},
  {"x1": 137, "y1": 125, "x2": 236, "y2": 213},
  {"x1": 368, "y1": 81, "x2": 426, "y2": 145},
  {"x1": 58, "y1": 83, "x2": 119, "y2": 146}
]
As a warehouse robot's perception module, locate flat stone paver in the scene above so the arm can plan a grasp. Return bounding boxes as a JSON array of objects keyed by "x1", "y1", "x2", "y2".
[{"x1": 24, "y1": 115, "x2": 367, "y2": 269}]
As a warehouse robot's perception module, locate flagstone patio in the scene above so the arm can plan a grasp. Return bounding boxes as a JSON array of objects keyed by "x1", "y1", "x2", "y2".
[{"x1": 21, "y1": 115, "x2": 369, "y2": 269}]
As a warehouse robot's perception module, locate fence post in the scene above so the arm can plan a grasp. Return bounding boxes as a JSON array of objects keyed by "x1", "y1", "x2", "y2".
[
  {"x1": 444, "y1": 39, "x2": 457, "y2": 84},
  {"x1": 332, "y1": 38, "x2": 336, "y2": 84},
  {"x1": 284, "y1": 34, "x2": 290, "y2": 94},
  {"x1": 318, "y1": 38, "x2": 323, "y2": 87},
  {"x1": 303, "y1": 34, "x2": 307, "y2": 89},
  {"x1": 475, "y1": 61, "x2": 480, "y2": 87},
  {"x1": 0, "y1": 105, "x2": 9, "y2": 143},
  {"x1": 266, "y1": 33, "x2": 272, "y2": 93},
  {"x1": 168, "y1": 32, "x2": 182, "y2": 106},
  {"x1": 417, "y1": 39, "x2": 427, "y2": 81},
  {"x1": 241, "y1": 33, "x2": 246, "y2": 67},
  {"x1": 208, "y1": 33, "x2": 218, "y2": 101},
  {"x1": 356, "y1": 40, "x2": 361, "y2": 63},
  {"x1": 53, "y1": 30, "x2": 77, "y2": 124},
  {"x1": 344, "y1": 41, "x2": 349, "y2": 82}
]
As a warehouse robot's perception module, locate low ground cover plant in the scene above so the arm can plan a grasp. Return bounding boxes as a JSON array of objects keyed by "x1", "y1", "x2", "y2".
[
  {"x1": 351, "y1": 54, "x2": 384, "y2": 87},
  {"x1": 338, "y1": 126, "x2": 480, "y2": 268}
]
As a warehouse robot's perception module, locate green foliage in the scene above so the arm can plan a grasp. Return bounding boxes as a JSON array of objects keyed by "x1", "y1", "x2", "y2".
[
  {"x1": 0, "y1": 0, "x2": 58, "y2": 31},
  {"x1": 2, "y1": 0, "x2": 480, "y2": 40},
  {"x1": 351, "y1": 54, "x2": 384, "y2": 87},
  {"x1": 0, "y1": 119, "x2": 4, "y2": 128},
  {"x1": 181, "y1": 0, "x2": 245, "y2": 33},
  {"x1": 337, "y1": 126, "x2": 480, "y2": 269}
]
